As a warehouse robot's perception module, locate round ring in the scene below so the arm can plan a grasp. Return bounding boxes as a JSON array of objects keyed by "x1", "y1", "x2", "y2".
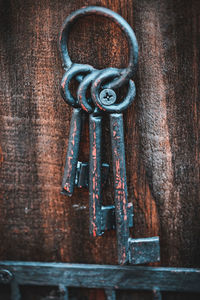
[
  {"x1": 77, "y1": 69, "x2": 102, "y2": 113},
  {"x1": 59, "y1": 6, "x2": 138, "y2": 88},
  {"x1": 61, "y1": 63, "x2": 94, "y2": 108},
  {"x1": 91, "y1": 68, "x2": 136, "y2": 113}
]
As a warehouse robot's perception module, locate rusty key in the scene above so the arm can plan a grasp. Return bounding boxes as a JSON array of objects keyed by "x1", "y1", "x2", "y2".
[
  {"x1": 78, "y1": 70, "x2": 104, "y2": 237},
  {"x1": 60, "y1": 64, "x2": 94, "y2": 196},
  {"x1": 91, "y1": 68, "x2": 136, "y2": 264},
  {"x1": 61, "y1": 107, "x2": 84, "y2": 196}
]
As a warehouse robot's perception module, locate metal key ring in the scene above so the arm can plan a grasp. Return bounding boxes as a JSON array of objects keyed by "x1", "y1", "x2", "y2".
[
  {"x1": 59, "y1": 6, "x2": 138, "y2": 89},
  {"x1": 61, "y1": 63, "x2": 95, "y2": 108},
  {"x1": 77, "y1": 69, "x2": 103, "y2": 113},
  {"x1": 91, "y1": 68, "x2": 136, "y2": 113}
]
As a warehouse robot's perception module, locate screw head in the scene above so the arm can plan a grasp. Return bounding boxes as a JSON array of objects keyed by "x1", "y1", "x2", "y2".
[
  {"x1": 99, "y1": 89, "x2": 116, "y2": 106},
  {"x1": 0, "y1": 270, "x2": 13, "y2": 284}
]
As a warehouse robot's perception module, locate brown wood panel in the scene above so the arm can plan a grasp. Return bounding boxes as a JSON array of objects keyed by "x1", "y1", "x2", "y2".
[
  {"x1": 0, "y1": 0, "x2": 200, "y2": 299},
  {"x1": 132, "y1": 0, "x2": 200, "y2": 268}
]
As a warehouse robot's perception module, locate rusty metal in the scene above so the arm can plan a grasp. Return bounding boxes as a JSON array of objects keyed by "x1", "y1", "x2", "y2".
[
  {"x1": 109, "y1": 113, "x2": 129, "y2": 264},
  {"x1": 60, "y1": 64, "x2": 94, "y2": 196},
  {"x1": 61, "y1": 108, "x2": 83, "y2": 196},
  {"x1": 59, "y1": 6, "x2": 138, "y2": 88},
  {"x1": 129, "y1": 237, "x2": 160, "y2": 265},
  {"x1": 91, "y1": 68, "x2": 136, "y2": 113},
  {"x1": 59, "y1": 6, "x2": 160, "y2": 265},
  {"x1": 1, "y1": 261, "x2": 200, "y2": 298},
  {"x1": 60, "y1": 64, "x2": 95, "y2": 108},
  {"x1": 89, "y1": 112, "x2": 103, "y2": 236},
  {"x1": 0, "y1": 269, "x2": 13, "y2": 284}
]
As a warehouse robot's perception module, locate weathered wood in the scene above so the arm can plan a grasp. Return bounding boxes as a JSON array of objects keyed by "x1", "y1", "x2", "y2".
[
  {"x1": 0, "y1": 0, "x2": 200, "y2": 299},
  {"x1": 1, "y1": 261, "x2": 200, "y2": 292},
  {"x1": 131, "y1": 0, "x2": 200, "y2": 268}
]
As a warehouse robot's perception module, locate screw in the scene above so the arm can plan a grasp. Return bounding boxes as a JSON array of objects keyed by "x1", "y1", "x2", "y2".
[
  {"x1": 0, "y1": 269, "x2": 13, "y2": 284},
  {"x1": 99, "y1": 89, "x2": 116, "y2": 106}
]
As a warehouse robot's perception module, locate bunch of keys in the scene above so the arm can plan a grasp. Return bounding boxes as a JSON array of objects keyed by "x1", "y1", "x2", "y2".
[{"x1": 59, "y1": 6, "x2": 160, "y2": 265}]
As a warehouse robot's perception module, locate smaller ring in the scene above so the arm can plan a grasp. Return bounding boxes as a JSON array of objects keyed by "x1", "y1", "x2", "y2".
[
  {"x1": 77, "y1": 70, "x2": 102, "y2": 113},
  {"x1": 91, "y1": 68, "x2": 136, "y2": 113},
  {"x1": 61, "y1": 63, "x2": 94, "y2": 108}
]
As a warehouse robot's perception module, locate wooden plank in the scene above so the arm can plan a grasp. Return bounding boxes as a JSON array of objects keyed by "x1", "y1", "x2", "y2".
[
  {"x1": 0, "y1": 0, "x2": 199, "y2": 267},
  {"x1": 0, "y1": 0, "x2": 200, "y2": 298},
  {"x1": 0, "y1": 262, "x2": 200, "y2": 292}
]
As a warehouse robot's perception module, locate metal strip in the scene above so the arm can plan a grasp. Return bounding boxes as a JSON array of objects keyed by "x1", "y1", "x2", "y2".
[
  {"x1": 110, "y1": 113, "x2": 129, "y2": 264},
  {"x1": 1, "y1": 262, "x2": 200, "y2": 293},
  {"x1": 128, "y1": 236, "x2": 160, "y2": 265},
  {"x1": 89, "y1": 113, "x2": 102, "y2": 236},
  {"x1": 61, "y1": 108, "x2": 83, "y2": 196}
]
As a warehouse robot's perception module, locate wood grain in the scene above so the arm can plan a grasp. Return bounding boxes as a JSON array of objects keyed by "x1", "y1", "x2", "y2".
[{"x1": 0, "y1": 0, "x2": 200, "y2": 299}]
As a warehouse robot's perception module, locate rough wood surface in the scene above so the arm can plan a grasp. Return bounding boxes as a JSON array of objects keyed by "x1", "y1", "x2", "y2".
[{"x1": 0, "y1": 0, "x2": 200, "y2": 299}]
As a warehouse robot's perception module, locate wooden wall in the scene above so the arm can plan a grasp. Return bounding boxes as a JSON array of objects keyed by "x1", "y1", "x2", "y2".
[{"x1": 0, "y1": 0, "x2": 199, "y2": 299}]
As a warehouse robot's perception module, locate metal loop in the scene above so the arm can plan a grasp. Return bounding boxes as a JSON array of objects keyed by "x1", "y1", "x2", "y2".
[
  {"x1": 59, "y1": 6, "x2": 138, "y2": 88},
  {"x1": 77, "y1": 70, "x2": 102, "y2": 113},
  {"x1": 60, "y1": 63, "x2": 94, "y2": 108},
  {"x1": 91, "y1": 68, "x2": 136, "y2": 113}
]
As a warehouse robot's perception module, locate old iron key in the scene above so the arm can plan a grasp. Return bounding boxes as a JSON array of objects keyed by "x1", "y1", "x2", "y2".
[
  {"x1": 78, "y1": 69, "x2": 132, "y2": 238},
  {"x1": 60, "y1": 64, "x2": 94, "y2": 196},
  {"x1": 78, "y1": 70, "x2": 104, "y2": 237},
  {"x1": 91, "y1": 68, "x2": 136, "y2": 264},
  {"x1": 78, "y1": 69, "x2": 133, "y2": 238},
  {"x1": 61, "y1": 107, "x2": 83, "y2": 196}
]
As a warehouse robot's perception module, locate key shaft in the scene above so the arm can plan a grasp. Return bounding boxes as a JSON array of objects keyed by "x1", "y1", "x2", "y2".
[
  {"x1": 89, "y1": 113, "x2": 102, "y2": 236},
  {"x1": 61, "y1": 108, "x2": 83, "y2": 196},
  {"x1": 110, "y1": 113, "x2": 129, "y2": 264}
]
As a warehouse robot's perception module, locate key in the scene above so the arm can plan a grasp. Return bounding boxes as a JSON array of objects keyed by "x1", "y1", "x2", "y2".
[
  {"x1": 91, "y1": 68, "x2": 136, "y2": 264},
  {"x1": 102, "y1": 87, "x2": 129, "y2": 263},
  {"x1": 109, "y1": 112, "x2": 129, "y2": 264},
  {"x1": 60, "y1": 63, "x2": 94, "y2": 196},
  {"x1": 61, "y1": 107, "x2": 84, "y2": 196},
  {"x1": 78, "y1": 70, "x2": 103, "y2": 236},
  {"x1": 89, "y1": 111, "x2": 102, "y2": 236}
]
